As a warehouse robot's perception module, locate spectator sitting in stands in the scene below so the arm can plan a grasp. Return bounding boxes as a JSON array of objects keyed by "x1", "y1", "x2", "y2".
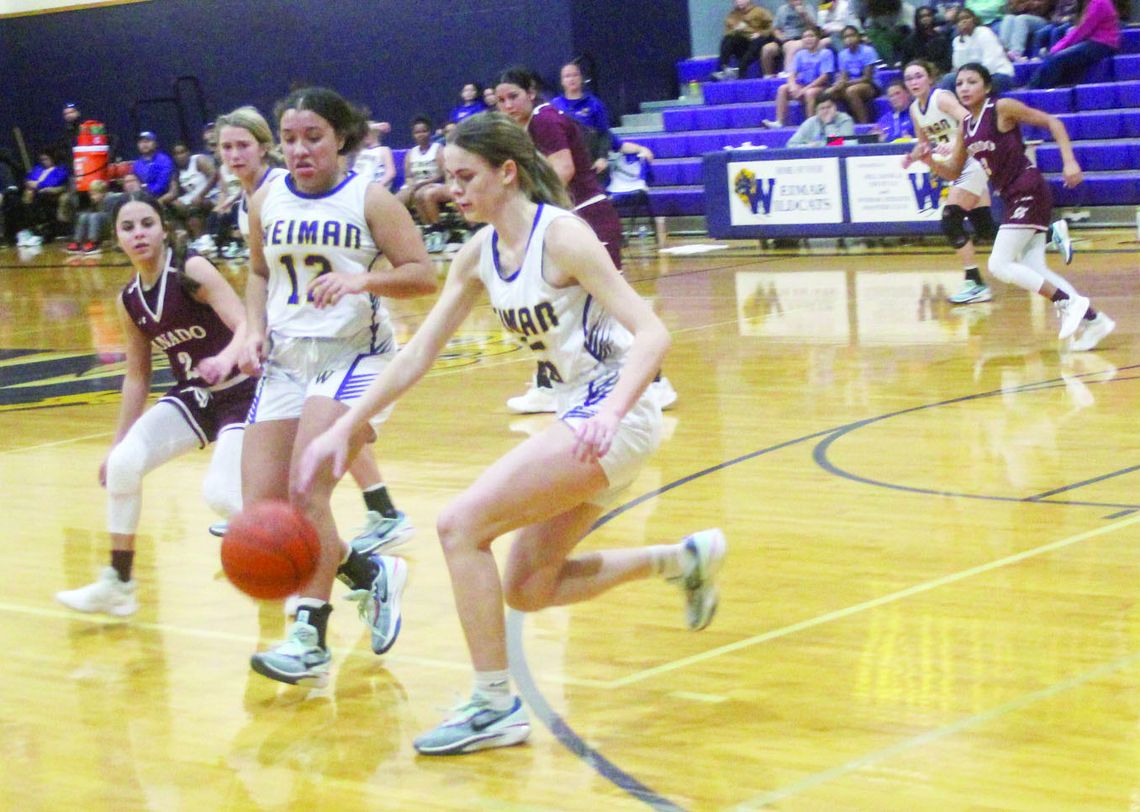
[
  {"x1": 13, "y1": 147, "x2": 69, "y2": 245},
  {"x1": 66, "y1": 179, "x2": 113, "y2": 254},
  {"x1": 170, "y1": 140, "x2": 217, "y2": 244},
  {"x1": 965, "y1": 0, "x2": 1005, "y2": 23},
  {"x1": 899, "y1": 6, "x2": 954, "y2": 71},
  {"x1": 712, "y1": 0, "x2": 778, "y2": 79},
  {"x1": 999, "y1": 0, "x2": 1055, "y2": 60},
  {"x1": 1030, "y1": 0, "x2": 1078, "y2": 55},
  {"x1": 132, "y1": 131, "x2": 177, "y2": 204},
  {"x1": 872, "y1": 79, "x2": 918, "y2": 139},
  {"x1": 483, "y1": 86, "x2": 499, "y2": 110},
  {"x1": 352, "y1": 121, "x2": 397, "y2": 189},
  {"x1": 552, "y1": 61, "x2": 614, "y2": 171},
  {"x1": 941, "y1": 7, "x2": 1015, "y2": 90},
  {"x1": 932, "y1": 0, "x2": 964, "y2": 24},
  {"x1": 763, "y1": 0, "x2": 819, "y2": 78},
  {"x1": 863, "y1": 0, "x2": 917, "y2": 63},
  {"x1": 1026, "y1": 0, "x2": 1120, "y2": 87},
  {"x1": 764, "y1": 25, "x2": 835, "y2": 128},
  {"x1": 786, "y1": 92, "x2": 857, "y2": 144},
  {"x1": 395, "y1": 116, "x2": 453, "y2": 249},
  {"x1": 449, "y1": 82, "x2": 490, "y2": 124},
  {"x1": 830, "y1": 26, "x2": 882, "y2": 122},
  {"x1": 820, "y1": 0, "x2": 863, "y2": 49}
]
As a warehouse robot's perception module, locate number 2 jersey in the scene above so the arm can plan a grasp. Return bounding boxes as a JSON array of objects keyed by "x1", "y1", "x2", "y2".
[
  {"x1": 479, "y1": 204, "x2": 633, "y2": 411},
  {"x1": 258, "y1": 170, "x2": 396, "y2": 349},
  {"x1": 963, "y1": 99, "x2": 1052, "y2": 230}
]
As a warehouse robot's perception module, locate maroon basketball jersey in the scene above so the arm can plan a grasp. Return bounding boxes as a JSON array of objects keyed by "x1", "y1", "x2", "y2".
[
  {"x1": 528, "y1": 103, "x2": 605, "y2": 207},
  {"x1": 120, "y1": 253, "x2": 235, "y2": 387},
  {"x1": 964, "y1": 99, "x2": 1052, "y2": 230}
]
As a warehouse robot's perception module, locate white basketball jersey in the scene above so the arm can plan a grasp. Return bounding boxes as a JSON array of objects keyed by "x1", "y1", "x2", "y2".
[
  {"x1": 259, "y1": 170, "x2": 393, "y2": 346},
  {"x1": 406, "y1": 142, "x2": 440, "y2": 185},
  {"x1": 352, "y1": 146, "x2": 389, "y2": 184},
  {"x1": 177, "y1": 155, "x2": 210, "y2": 204},
  {"x1": 911, "y1": 88, "x2": 982, "y2": 175},
  {"x1": 479, "y1": 204, "x2": 632, "y2": 395},
  {"x1": 239, "y1": 167, "x2": 288, "y2": 238}
]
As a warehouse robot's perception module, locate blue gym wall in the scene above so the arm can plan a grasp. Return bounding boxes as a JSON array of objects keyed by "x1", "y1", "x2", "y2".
[{"x1": 0, "y1": 0, "x2": 689, "y2": 162}]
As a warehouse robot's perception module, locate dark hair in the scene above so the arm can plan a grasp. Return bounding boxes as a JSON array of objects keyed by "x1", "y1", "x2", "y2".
[
  {"x1": 461, "y1": 81, "x2": 483, "y2": 96},
  {"x1": 842, "y1": 25, "x2": 861, "y2": 37},
  {"x1": 411, "y1": 115, "x2": 433, "y2": 130},
  {"x1": 112, "y1": 190, "x2": 199, "y2": 292},
  {"x1": 449, "y1": 112, "x2": 571, "y2": 209},
  {"x1": 273, "y1": 86, "x2": 367, "y2": 155},
  {"x1": 956, "y1": 61, "x2": 993, "y2": 95},
  {"x1": 494, "y1": 65, "x2": 544, "y2": 96},
  {"x1": 886, "y1": 78, "x2": 907, "y2": 93},
  {"x1": 803, "y1": 24, "x2": 822, "y2": 37},
  {"x1": 815, "y1": 91, "x2": 838, "y2": 107},
  {"x1": 904, "y1": 59, "x2": 940, "y2": 82},
  {"x1": 956, "y1": 7, "x2": 979, "y2": 25}
]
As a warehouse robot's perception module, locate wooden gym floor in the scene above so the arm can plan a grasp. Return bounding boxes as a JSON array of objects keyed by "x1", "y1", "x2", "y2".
[{"x1": 2, "y1": 228, "x2": 1139, "y2": 810}]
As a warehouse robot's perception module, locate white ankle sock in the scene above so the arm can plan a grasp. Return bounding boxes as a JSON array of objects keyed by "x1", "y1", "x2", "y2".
[
  {"x1": 648, "y1": 544, "x2": 686, "y2": 579},
  {"x1": 473, "y1": 669, "x2": 513, "y2": 710}
]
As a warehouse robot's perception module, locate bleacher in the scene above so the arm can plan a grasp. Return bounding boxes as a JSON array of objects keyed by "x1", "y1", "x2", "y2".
[{"x1": 633, "y1": 27, "x2": 1140, "y2": 218}]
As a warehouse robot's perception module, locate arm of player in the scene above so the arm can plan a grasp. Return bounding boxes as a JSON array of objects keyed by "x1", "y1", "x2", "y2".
[
  {"x1": 238, "y1": 187, "x2": 271, "y2": 376},
  {"x1": 997, "y1": 97, "x2": 1082, "y2": 188},
  {"x1": 545, "y1": 148, "x2": 576, "y2": 187},
  {"x1": 187, "y1": 255, "x2": 247, "y2": 384},
  {"x1": 295, "y1": 235, "x2": 486, "y2": 494},
  {"x1": 544, "y1": 216, "x2": 670, "y2": 461},
  {"x1": 922, "y1": 126, "x2": 967, "y2": 180},
  {"x1": 101, "y1": 297, "x2": 153, "y2": 487}
]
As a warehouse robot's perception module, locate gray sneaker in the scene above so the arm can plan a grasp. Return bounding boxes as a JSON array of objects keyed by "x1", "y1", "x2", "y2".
[
  {"x1": 413, "y1": 695, "x2": 531, "y2": 755},
  {"x1": 250, "y1": 620, "x2": 331, "y2": 688},
  {"x1": 1051, "y1": 218, "x2": 1074, "y2": 265},
  {"x1": 672, "y1": 529, "x2": 727, "y2": 631},
  {"x1": 350, "y1": 510, "x2": 414, "y2": 555},
  {"x1": 346, "y1": 555, "x2": 407, "y2": 654}
]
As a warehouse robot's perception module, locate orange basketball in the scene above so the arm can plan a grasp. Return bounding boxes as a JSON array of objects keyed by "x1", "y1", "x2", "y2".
[{"x1": 221, "y1": 501, "x2": 321, "y2": 600}]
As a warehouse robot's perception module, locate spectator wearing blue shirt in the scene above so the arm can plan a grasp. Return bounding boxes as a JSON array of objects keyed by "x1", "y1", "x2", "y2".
[
  {"x1": 830, "y1": 26, "x2": 882, "y2": 122},
  {"x1": 551, "y1": 61, "x2": 613, "y2": 169},
  {"x1": 448, "y1": 82, "x2": 490, "y2": 125},
  {"x1": 10, "y1": 147, "x2": 69, "y2": 243},
  {"x1": 765, "y1": 26, "x2": 835, "y2": 127},
  {"x1": 132, "y1": 131, "x2": 176, "y2": 204},
  {"x1": 871, "y1": 80, "x2": 917, "y2": 139}
]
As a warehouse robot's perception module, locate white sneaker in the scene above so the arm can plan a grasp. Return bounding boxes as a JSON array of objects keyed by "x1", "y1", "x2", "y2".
[
  {"x1": 670, "y1": 529, "x2": 727, "y2": 631},
  {"x1": 1071, "y1": 312, "x2": 1115, "y2": 352},
  {"x1": 15, "y1": 229, "x2": 34, "y2": 247},
  {"x1": 190, "y1": 234, "x2": 217, "y2": 254},
  {"x1": 506, "y1": 384, "x2": 556, "y2": 414},
  {"x1": 1055, "y1": 294, "x2": 1090, "y2": 340},
  {"x1": 1050, "y1": 219, "x2": 1074, "y2": 265},
  {"x1": 648, "y1": 377, "x2": 678, "y2": 410},
  {"x1": 56, "y1": 567, "x2": 138, "y2": 617}
]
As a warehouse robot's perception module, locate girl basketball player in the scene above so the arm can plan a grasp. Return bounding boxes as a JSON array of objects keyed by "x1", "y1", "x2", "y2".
[
  {"x1": 296, "y1": 112, "x2": 727, "y2": 755},
  {"x1": 215, "y1": 106, "x2": 414, "y2": 556},
  {"x1": 238, "y1": 87, "x2": 436, "y2": 687},
  {"x1": 56, "y1": 192, "x2": 254, "y2": 617},
  {"x1": 494, "y1": 66, "x2": 677, "y2": 414},
  {"x1": 922, "y1": 63, "x2": 1114, "y2": 350},
  {"x1": 902, "y1": 60, "x2": 998, "y2": 306}
]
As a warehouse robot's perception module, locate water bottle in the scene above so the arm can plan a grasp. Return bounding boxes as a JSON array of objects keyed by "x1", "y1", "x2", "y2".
[{"x1": 687, "y1": 80, "x2": 699, "y2": 98}]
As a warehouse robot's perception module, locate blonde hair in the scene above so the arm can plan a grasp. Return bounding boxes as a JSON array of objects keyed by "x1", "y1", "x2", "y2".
[
  {"x1": 215, "y1": 105, "x2": 281, "y2": 163},
  {"x1": 450, "y1": 112, "x2": 571, "y2": 209}
]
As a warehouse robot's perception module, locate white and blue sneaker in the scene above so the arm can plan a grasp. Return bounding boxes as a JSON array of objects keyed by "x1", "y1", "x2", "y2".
[
  {"x1": 948, "y1": 281, "x2": 993, "y2": 305},
  {"x1": 672, "y1": 529, "x2": 727, "y2": 631},
  {"x1": 1051, "y1": 218, "x2": 1074, "y2": 265},
  {"x1": 249, "y1": 619, "x2": 331, "y2": 688},
  {"x1": 346, "y1": 555, "x2": 407, "y2": 654},
  {"x1": 349, "y1": 510, "x2": 414, "y2": 555},
  {"x1": 413, "y1": 695, "x2": 531, "y2": 755}
]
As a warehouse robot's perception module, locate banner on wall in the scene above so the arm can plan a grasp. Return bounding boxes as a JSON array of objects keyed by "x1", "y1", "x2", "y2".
[
  {"x1": 727, "y1": 157, "x2": 843, "y2": 226},
  {"x1": 0, "y1": 0, "x2": 149, "y2": 18},
  {"x1": 846, "y1": 154, "x2": 947, "y2": 223}
]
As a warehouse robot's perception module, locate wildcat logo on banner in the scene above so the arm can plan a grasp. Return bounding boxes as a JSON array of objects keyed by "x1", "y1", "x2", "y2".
[
  {"x1": 846, "y1": 154, "x2": 947, "y2": 223},
  {"x1": 728, "y1": 157, "x2": 843, "y2": 225}
]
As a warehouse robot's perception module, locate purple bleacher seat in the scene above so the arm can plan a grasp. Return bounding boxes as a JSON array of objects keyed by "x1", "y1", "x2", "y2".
[
  {"x1": 1080, "y1": 59, "x2": 1114, "y2": 84},
  {"x1": 875, "y1": 68, "x2": 902, "y2": 86},
  {"x1": 680, "y1": 160, "x2": 704, "y2": 184},
  {"x1": 1050, "y1": 173, "x2": 1138, "y2": 206},
  {"x1": 1078, "y1": 111, "x2": 1122, "y2": 139},
  {"x1": 1007, "y1": 88, "x2": 1073, "y2": 113},
  {"x1": 1123, "y1": 27, "x2": 1140, "y2": 54},
  {"x1": 691, "y1": 106, "x2": 731, "y2": 130},
  {"x1": 728, "y1": 104, "x2": 767, "y2": 129},
  {"x1": 1013, "y1": 62, "x2": 1037, "y2": 85},
  {"x1": 677, "y1": 57, "x2": 718, "y2": 84},
  {"x1": 637, "y1": 134, "x2": 687, "y2": 159},
  {"x1": 647, "y1": 187, "x2": 705, "y2": 217},
  {"x1": 663, "y1": 108, "x2": 697, "y2": 132},
  {"x1": 1114, "y1": 54, "x2": 1140, "y2": 80},
  {"x1": 701, "y1": 82, "x2": 738, "y2": 105},
  {"x1": 648, "y1": 160, "x2": 684, "y2": 186},
  {"x1": 733, "y1": 79, "x2": 776, "y2": 103},
  {"x1": 1118, "y1": 80, "x2": 1140, "y2": 106},
  {"x1": 1039, "y1": 142, "x2": 1130, "y2": 172},
  {"x1": 1073, "y1": 83, "x2": 1116, "y2": 109},
  {"x1": 687, "y1": 132, "x2": 725, "y2": 154},
  {"x1": 1120, "y1": 109, "x2": 1140, "y2": 137}
]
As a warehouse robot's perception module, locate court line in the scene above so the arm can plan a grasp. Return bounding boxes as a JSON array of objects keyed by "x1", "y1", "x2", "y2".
[
  {"x1": 729, "y1": 647, "x2": 1140, "y2": 809},
  {"x1": 0, "y1": 430, "x2": 113, "y2": 455}
]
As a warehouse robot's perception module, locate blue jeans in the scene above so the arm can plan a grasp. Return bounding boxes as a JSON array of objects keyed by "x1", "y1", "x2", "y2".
[
  {"x1": 1030, "y1": 23, "x2": 1072, "y2": 57},
  {"x1": 1027, "y1": 41, "x2": 1115, "y2": 88},
  {"x1": 999, "y1": 14, "x2": 1048, "y2": 56}
]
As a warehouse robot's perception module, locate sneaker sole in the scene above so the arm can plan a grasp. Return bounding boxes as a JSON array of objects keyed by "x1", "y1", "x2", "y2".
[
  {"x1": 55, "y1": 593, "x2": 138, "y2": 617},
  {"x1": 372, "y1": 557, "x2": 408, "y2": 655},
  {"x1": 352, "y1": 524, "x2": 415, "y2": 555},
  {"x1": 249, "y1": 656, "x2": 330, "y2": 688},
  {"x1": 414, "y1": 722, "x2": 531, "y2": 755}
]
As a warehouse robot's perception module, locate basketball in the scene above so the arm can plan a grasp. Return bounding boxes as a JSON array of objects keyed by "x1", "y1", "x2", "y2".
[{"x1": 220, "y1": 501, "x2": 321, "y2": 600}]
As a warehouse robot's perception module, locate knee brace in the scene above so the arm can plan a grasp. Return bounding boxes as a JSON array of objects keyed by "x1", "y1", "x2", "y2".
[
  {"x1": 941, "y1": 204, "x2": 970, "y2": 249},
  {"x1": 967, "y1": 206, "x2": 997, "y2": 242},
  {"x1": 104, "y1": 435, "x2": 147, "y2": 497}
]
